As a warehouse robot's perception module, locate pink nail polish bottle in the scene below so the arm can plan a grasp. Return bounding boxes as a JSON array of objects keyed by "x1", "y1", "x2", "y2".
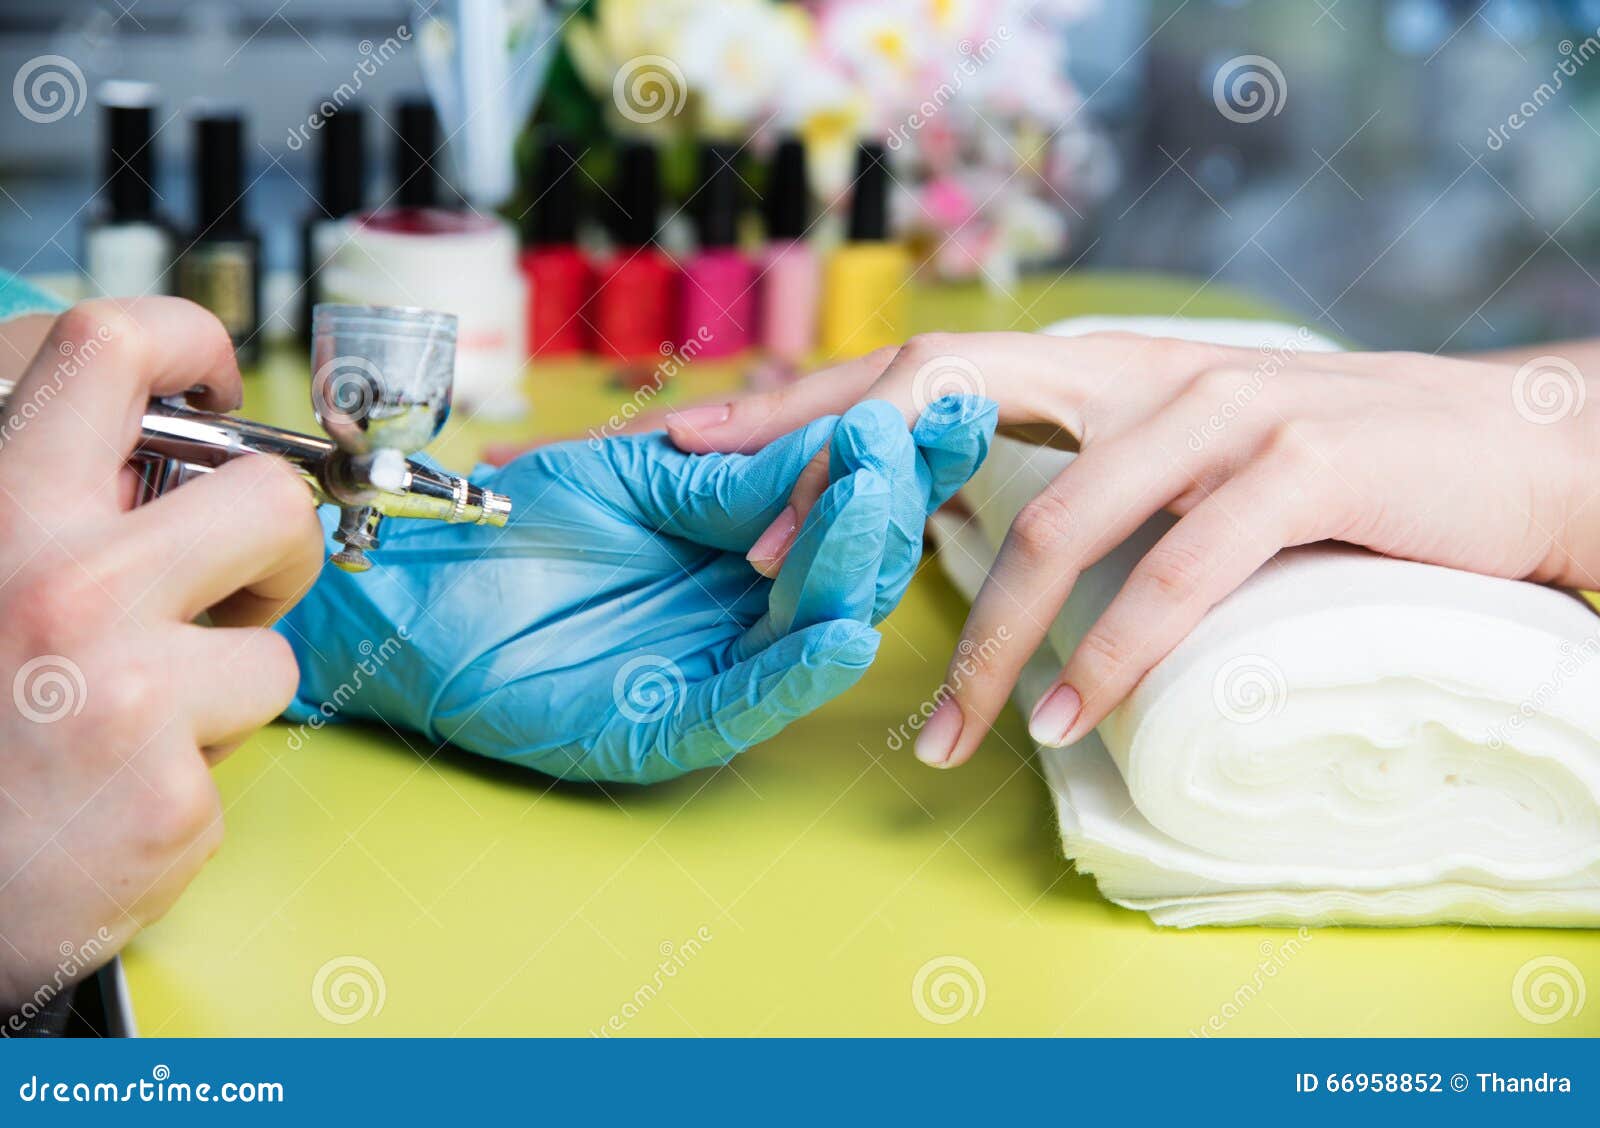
[
  {"x1": 756, "y1": 137, "x2": 819, "y2": 375},
  {"x1": 679, "y1": 143, "x2": 754, "y2": 359}
]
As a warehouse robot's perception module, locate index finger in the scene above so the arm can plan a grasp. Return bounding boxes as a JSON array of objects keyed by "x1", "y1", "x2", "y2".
[{"x1": 0, "y1": 298, "x2": 241, "y2": 513}]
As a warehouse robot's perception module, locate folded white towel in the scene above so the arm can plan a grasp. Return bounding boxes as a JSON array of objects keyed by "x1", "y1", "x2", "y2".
[{"x1": 933, "y1": 316, "x2": 1600, "y2": 927}]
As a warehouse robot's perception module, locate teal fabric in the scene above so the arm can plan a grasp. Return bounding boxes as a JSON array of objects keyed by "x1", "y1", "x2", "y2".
[
  {"x1": 275, "y1": 397, "x2": 998, "y2": 784},
  {"x1": 0, "y1": 270, "x2": 66, "y2": 321}
]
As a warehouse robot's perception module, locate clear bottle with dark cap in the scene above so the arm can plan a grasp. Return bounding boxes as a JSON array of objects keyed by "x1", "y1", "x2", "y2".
[
  {"x1": 300, "y1": 101, "x2": 366, "y2": 348},
  {"x1": 84, "y1": 82, "x2": 175, "y2": 298},
  {"x1": 176, "y1": 109, "x2": 262, "y2": 367},
  {"x1": 393, "y1": 96, "x2": 441, "y2": 211},
  {"x1": 820, "y1": 141, "x2": 910, "y2": 359}
]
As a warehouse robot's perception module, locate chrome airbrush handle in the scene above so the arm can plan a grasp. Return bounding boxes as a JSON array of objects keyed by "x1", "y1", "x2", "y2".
[{"x1": 0, "y1": 380, "x2": 513, "y2": 571}]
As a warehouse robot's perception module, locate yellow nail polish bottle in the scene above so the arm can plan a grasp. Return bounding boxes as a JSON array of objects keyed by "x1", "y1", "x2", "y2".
[{"x1": 820, "y1": 143, "x2": 910, "y2": 360}]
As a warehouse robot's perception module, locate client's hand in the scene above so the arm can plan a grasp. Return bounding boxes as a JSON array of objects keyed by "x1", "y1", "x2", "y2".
[
  {"x1": 275, "y1": 396, "x2": 996, "y2": 784},
  {"x1": 661, "y1": 331, "x2": 1600, "y2": 768}
]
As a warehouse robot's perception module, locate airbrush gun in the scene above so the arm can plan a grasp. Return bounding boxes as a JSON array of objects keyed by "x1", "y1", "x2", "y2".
[{"x1": 0, "y1": 303, "x2": 511, "y2": 572}]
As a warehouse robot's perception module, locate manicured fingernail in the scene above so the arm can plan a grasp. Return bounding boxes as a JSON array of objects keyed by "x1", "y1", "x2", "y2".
[
  {"x1": 665, "y1": 403, "x2": 731, "y2": 432},
  {"x1": 915, "y1": 699, "x2": 964, "y2": 767},
  {"x1": 1028, "y1": 684, "x2": 1082, "y2": 747},
  {"x1": 746, "y1": 505, "x2": 797, "y2": 576}
]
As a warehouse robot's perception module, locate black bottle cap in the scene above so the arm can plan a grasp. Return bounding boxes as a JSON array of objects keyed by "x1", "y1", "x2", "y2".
[
  {"x1": 695, "y1": 143, "x2": 740, "y2": 249},
  {"x1": 193, "y1": 109, "x2": 246, "y2": 234},
  {"x1": 316, "y1": 101, "x2": 365, "y2": 217},
  {"x1": 764, "y1": 136, "x2": 808, "y2": 240},
  {"x1": 613, "y1": 141, "x2": 659, "y2": 247},
  {"x1": 100, "y1": 82, "x2": 157, "y2": 222},
  {"x1": 847, "y1": 142, "x2": 890, "y2": 242},
  {"x1": 529, "y1": 133, "x2": 579, "y2": 245},
  {"x1": 394, "y1": 96, "x2": 440, "y2": 208}
]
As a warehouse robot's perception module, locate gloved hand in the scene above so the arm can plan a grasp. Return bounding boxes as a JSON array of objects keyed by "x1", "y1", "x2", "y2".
[{"x1": 275, "y1": 396, "x2": 997, "y2": 784}]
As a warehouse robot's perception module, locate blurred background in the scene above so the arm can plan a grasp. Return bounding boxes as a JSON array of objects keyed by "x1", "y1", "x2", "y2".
[{"x1": 3, "y1": 0, "x2": 1600, "y2": 353}]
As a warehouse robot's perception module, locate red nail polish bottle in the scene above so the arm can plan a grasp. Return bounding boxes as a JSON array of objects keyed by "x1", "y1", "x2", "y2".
[
  {"x1": 520, "y1": 135, "x2": 590, "y2": 358},
  {"x1": 591, "y1": 142, "x2": 677, "y2": 364}
]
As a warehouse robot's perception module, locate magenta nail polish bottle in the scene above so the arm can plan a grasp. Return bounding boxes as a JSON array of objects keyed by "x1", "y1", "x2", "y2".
[
  {"x1": 679, "y1": 143, "x2": 754, "y2": 359},
  {"x1": 756, "y1": 137, "x2": 820, "y2": 373}
]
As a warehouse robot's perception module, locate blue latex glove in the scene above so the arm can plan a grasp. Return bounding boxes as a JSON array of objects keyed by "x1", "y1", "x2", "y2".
[{"x1": 275, "y1": 396, "x2": 997, "y2": 784}]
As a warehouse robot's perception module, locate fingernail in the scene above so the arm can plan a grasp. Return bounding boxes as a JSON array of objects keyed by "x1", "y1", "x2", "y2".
[
  {"x1": 1028, "y1": 684, "x2": 1082, "y2": 747},
  {"x1": 665, "y1": 403, "x2": 731, "y2": 432},
  {"x1": 915, "y1": 699, "x2": 964, "y2": 767},
  {"x1": 746, "y1": 505, "x2": 797, "y2": 576}
]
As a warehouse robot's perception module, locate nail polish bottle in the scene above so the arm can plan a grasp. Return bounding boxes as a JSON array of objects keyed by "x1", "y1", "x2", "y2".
[
  {"x1": 177, "y1": 109, "x2": 261, "y2": 367},
  {"x1": 520, "y1": 135, "x2": 590, "y2": 358},
  {"x1": 678, "y1": 143, "x2": 754, "y2": 359},
  {"x1": 85, "y1": 82, "x2": 174, "y2": 299},
  {"x1": 394, "y1": 96, "x2": 441, "y2": 209},
  {"x1": 820, "y1": 142, "x2": 910, "y2": 359},
  {"x1": 756, "y1": 137, "x2": 820, "y2": 373},
  {"x1": 300, "y1": 101, "x2": 365, "y2": 349},
  {"x1": 590, "y1": 142, "x2": 677, "y2": 364}
]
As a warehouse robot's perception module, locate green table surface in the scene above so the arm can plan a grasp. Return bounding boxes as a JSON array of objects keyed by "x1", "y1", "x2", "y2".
[{"x1": 123, "y1": 272, "x2": 1600, "y2": 1036}]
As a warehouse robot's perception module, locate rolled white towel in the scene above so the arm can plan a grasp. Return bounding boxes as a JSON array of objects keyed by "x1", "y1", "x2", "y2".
[{"x1": 932, "y1": 316, "x2": 1600, "y2": 927}]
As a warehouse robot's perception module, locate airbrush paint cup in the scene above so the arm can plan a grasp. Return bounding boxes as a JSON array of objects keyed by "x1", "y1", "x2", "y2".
[{"x1": 310, "y1": 303, "x2": 459, "y2": 457}]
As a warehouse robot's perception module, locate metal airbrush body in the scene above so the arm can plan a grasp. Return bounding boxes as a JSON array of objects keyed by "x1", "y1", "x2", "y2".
[{"x1": 1, "y1": 303, "x2": 511, "y2": 572}]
